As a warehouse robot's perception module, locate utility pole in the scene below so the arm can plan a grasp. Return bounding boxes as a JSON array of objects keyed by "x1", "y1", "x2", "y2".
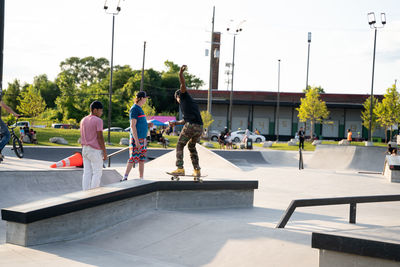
[
  {"x1": 207, "y1": 6, "x2": 215, "y2": 115},
  {"x1": 140, "y1": 41, "x2": 146, "y2": 91},
  {"x1": 276, "y1": 59, "x2": 281, "y2": 142}
]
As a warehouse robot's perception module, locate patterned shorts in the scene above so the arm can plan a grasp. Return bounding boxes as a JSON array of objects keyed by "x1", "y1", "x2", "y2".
[{"x1": 128, "y1": 137, "x2": 147, "y2": 163}]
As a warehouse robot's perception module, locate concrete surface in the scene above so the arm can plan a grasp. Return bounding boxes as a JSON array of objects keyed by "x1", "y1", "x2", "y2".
[
  {"x1": 0, "y1": 144, "x2": 399, "y2": 266},
  {"x1": 306, "y1": 144, "x2": 386, "y2": 172},
  {"x1": 319, "y1": 250, "x2": 400, "y2": 267}
]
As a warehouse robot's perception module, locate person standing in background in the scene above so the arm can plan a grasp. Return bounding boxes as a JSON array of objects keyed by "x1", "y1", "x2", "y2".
[
  {"x1": 80, "y1": 101, "x2": 107, "y2": 190},
  {"x1": 121, "y1": 91, "x2": 150, "y2": 181},
  {"x1": 298, "y1": 127, "x2": 305, "y2": 150}
]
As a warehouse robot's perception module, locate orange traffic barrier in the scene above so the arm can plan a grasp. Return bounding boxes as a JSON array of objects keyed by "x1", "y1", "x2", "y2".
[{"x1": 50, "y1": 152, "x2": 83, "y2": 168}]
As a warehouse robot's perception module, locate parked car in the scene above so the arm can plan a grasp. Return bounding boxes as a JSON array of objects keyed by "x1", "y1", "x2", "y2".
[
  {"x1": 52, "y1": 123, "x2": 76, "y2": 129},
  {"x1": 124, "y1": 127, "x2": 130, "y2": 132},
  {"x1": 209, "y1": 130, "x2": 221, "y2": 141},
  {"x1": 103, "y1": 127, "x2": 124, "y2": 132},
  {"x1": 230, "y1": 130, "x2": 266, "y2": 143},
  {"x1": 12, "y1": 121, "x2": 30, "y2": 127}
]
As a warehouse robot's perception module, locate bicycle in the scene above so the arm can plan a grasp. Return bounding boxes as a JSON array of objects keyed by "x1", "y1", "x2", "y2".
[{"x1": 0, "y1": 120, "x2": 24, "y2": 159}]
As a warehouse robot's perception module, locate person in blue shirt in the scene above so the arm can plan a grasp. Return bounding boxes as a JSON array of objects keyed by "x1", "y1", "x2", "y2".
[{"x1": 121, "y1": 91, "x2": 149, "y2": 181}]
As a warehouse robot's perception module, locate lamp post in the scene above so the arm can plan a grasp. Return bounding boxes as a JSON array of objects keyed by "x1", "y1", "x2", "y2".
[
  {"x1": 368, "y1": 12, "x2": 386, "y2": 143},
  {"x1": 0, "y1": 0, "x2": 4, "y2": 118},
  {"x1": 227, "y1": 20, "x2": 245, "y2": 131},
  {"x1": 276, "y1": 59, "x2": 281, "y2": 142},
  {"x1": 140, "y1": 41, "x2": 146, "y2": 91},
  {"x1": 305, "y1": 32, "x2": 311, "y2": 92},
  {"x1": 104, "y1": 0, "x2": 122, "y2": 144}
]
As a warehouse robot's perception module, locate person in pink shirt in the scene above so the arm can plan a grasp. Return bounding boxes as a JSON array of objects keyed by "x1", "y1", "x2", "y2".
[{"x1": 80, "y1": 101, "x2": 107, "y2": 190}]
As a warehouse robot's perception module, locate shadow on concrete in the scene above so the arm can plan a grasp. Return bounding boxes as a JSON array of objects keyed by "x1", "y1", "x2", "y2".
[{"x1": 21, "y1": 206, "x2": 360, "y2": 267}]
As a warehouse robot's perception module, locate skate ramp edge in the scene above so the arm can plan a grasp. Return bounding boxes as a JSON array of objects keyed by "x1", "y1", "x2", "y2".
[
  {"x1": 306, "y1": 144, "x2": 386, "y2": 172},
  {"x1": 1, "y1": 179, "x2": 258, "y2": 247},
  {"x1": 312, "y1": 227, "x2": 400, "y2": 265}
]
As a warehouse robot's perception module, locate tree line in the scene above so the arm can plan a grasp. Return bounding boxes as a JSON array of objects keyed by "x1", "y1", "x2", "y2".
[{"x1": 2, "y1": 56, "x2": 204, "y2": 127}]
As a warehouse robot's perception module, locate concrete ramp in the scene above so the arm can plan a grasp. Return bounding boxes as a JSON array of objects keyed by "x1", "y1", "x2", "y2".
[
  {"x1": 306, "y1": 144, "x2": 386, "y2": 172},
  {"x1": 144, "y1": 144, "x2": 243, "y2": 179},
  {"x1": 0, "y1": 167, "x2": 122, "y2": 244}
]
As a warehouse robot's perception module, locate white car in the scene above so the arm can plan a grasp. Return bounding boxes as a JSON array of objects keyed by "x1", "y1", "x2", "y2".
[
  {"x1": 209, "y1": 130, "x2": 221, "y2": 141},
  {"x1": 103, "y1": 127, "x2": 124, "y2": 132},
  {"x1": 230, "y1": 130, "x2": 266, "y2": 143}
]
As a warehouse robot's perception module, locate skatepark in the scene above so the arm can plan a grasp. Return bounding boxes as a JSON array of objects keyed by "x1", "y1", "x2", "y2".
[{"x1": 0, "y1": 144, "x2": 399, "y2": 266}]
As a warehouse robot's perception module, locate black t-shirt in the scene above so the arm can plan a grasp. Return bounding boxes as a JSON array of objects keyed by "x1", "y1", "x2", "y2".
[
  {"x1": 298, "y1": 130, "x2": 305, "y2": 139},
  {"x1": 180, "y1": 91, "x2": 203, "y2": 125}
]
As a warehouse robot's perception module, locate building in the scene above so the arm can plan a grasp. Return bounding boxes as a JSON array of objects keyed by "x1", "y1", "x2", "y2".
[{"x1": 188, "y1": 89, "x2": 386, "y2": 141}]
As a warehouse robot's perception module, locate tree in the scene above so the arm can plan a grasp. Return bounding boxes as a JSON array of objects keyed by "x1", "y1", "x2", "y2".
[
  {"x1": 361, "y1": 96, "x2": 379, "y2": 138},
  {"x1": 60, "y1": 56, "x2": 110, "y2": 86},
  {"x1": 375, "y1": 85, "x2": 400, "y2": 142},
  {"x1": 17, "y1": 85, "x2": 46, "y2": 123},
  {"x1": 55, "y1": 72, "x2": 83, "y2": 121},
  {"x1": 33, "y1": 74, "x2": 60, "y2": 108},
  {"x1": 201, "y1": 111, "x2": 214, "y2": 129},
  {"x1": 3, "y1": 79, "x2": 21, "y2": 111},
  {"x1": 303, "y1": 85, "x2": 325, "y2": 94},
  {"x1": 297, "y1": 87, "x2": 329, "y2": 138}
]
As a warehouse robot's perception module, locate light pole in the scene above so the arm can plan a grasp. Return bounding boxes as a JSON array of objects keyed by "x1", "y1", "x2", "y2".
[
  {"x1": 305, "y1": 32, "x2": 311, "y2": 91},
  {"x1": 140, "y1": 41, "x2": 146, "y2": 91},
  {"x1": 104, "y1": 0, "x2": 122, "y2": 144},
  {"x1": 0, "y1": 0, "x2": 4, "y2": 118},
  {"x1": 276, "y1": 59, "x2": 281, "y2": 142},
  {"x1": 227, "y1": 20, "x2": 245, "y2": 131},
  {"x1": 368, "y1": 12, "x2": 386, "y2": 143}
]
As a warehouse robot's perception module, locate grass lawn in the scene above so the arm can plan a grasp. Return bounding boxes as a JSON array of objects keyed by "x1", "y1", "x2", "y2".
[
  {"x1": 16, "y1": 128, "x2": 389, "y2": 151},
  {"x1": 205, "y1": 140, "x2": 388, "y2": 151},
  {"x1": 19, "y1": 128, "x2": 180, "y2": 148}
]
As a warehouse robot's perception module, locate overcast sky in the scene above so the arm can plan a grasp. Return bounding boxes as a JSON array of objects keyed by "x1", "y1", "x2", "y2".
[{"x1": 3, "y1": 0, "x2": 400, "y2": 95}]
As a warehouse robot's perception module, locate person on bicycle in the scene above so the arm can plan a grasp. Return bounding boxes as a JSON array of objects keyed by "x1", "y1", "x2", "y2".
[{"x1": 0, "y1": 101, "x2": 20, "y2": 161}]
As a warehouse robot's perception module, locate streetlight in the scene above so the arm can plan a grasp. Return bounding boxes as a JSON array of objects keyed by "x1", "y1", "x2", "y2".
[
  {"x1": 227, "y1": 20, "x2": 245, "y2": 131},
  {"x1": 305, "y1": 32, "x2": 311, "y2": 91},
  {"x1": 276, "y1": 59, "x2": 281, "y2": 142},
  {"x1": 140, "y1": 41, "x2": 146, "y2": 91},
  {"x1": 0, "y1": 0, "x2": 4, "y2": 118},
  {"x1": 367, "y1": 12, "x2": 386, "y2": 143},
  {"x1": 104, "y1": 0, "x2": 122, "y2": 144}
]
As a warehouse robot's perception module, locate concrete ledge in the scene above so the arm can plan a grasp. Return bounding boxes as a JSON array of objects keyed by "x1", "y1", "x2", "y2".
[
  {"x1": 312, "y1": 229, "x2": 400, "y2": 266},
  {"x1": 2, "y1": 179, "x2": 258, "y2": 246},
  {"x1": 383, "y1": 155, "x2": 400, "y2": 183}
]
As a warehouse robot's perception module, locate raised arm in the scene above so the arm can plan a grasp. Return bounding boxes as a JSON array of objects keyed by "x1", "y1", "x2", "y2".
[
  {"x1": 0, "y1": 101, "x2": 19, "y2": 117},
  {"x1": 179, "y1": 65, "x2": 187, "y2": 93}
]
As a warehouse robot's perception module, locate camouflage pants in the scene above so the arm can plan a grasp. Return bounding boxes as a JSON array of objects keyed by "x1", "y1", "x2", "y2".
[{"x1": 176, "y1": 123, "x2": 203, "y2": 170}]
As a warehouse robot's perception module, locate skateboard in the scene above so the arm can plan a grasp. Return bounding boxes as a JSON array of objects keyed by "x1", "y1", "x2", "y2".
[{"x1": 166, "y1": 172, "x2": 207, "y2": 182}]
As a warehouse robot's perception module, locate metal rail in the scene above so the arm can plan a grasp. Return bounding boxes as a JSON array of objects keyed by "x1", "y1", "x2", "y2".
[
  {"x1": 276, "y1": 194, "x2": 400, "y2": 228},
  {"x1": 107, "y1": 147, "x2": 129, "y2": 167}
]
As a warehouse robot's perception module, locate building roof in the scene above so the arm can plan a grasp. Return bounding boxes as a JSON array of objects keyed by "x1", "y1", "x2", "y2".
[{"x1": 188, "y1": 90, "x2": 384, "y2": 109}]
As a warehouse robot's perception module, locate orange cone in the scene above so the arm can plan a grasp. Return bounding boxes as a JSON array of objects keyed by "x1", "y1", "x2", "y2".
[{"x1": 50, "y1": 152, "x2": 83, "y2": 168}]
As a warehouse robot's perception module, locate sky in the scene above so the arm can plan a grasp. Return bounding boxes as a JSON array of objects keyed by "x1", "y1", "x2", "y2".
[{"x1": 2, "y1": 0, "x2": 400, "y2": 95}]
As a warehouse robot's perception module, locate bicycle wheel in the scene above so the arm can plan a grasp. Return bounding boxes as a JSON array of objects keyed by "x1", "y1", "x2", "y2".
[{"x1": 12, "y1": 137, "x2": 24, "y2": 158}]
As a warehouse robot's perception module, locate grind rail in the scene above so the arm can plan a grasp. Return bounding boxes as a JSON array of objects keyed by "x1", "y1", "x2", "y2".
[{"x1": 276, "y1": 194, "x2": 400, "y2": 228}]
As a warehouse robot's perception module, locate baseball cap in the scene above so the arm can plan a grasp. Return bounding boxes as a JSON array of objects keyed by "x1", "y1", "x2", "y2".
[{"x1": 136, "y1": 91, "x2": 150, "y2": 98}]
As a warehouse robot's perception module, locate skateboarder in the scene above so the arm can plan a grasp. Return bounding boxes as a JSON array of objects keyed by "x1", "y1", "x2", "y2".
[{"x1": 169, "y1": 65, "x2": 203, "y2": 177}]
